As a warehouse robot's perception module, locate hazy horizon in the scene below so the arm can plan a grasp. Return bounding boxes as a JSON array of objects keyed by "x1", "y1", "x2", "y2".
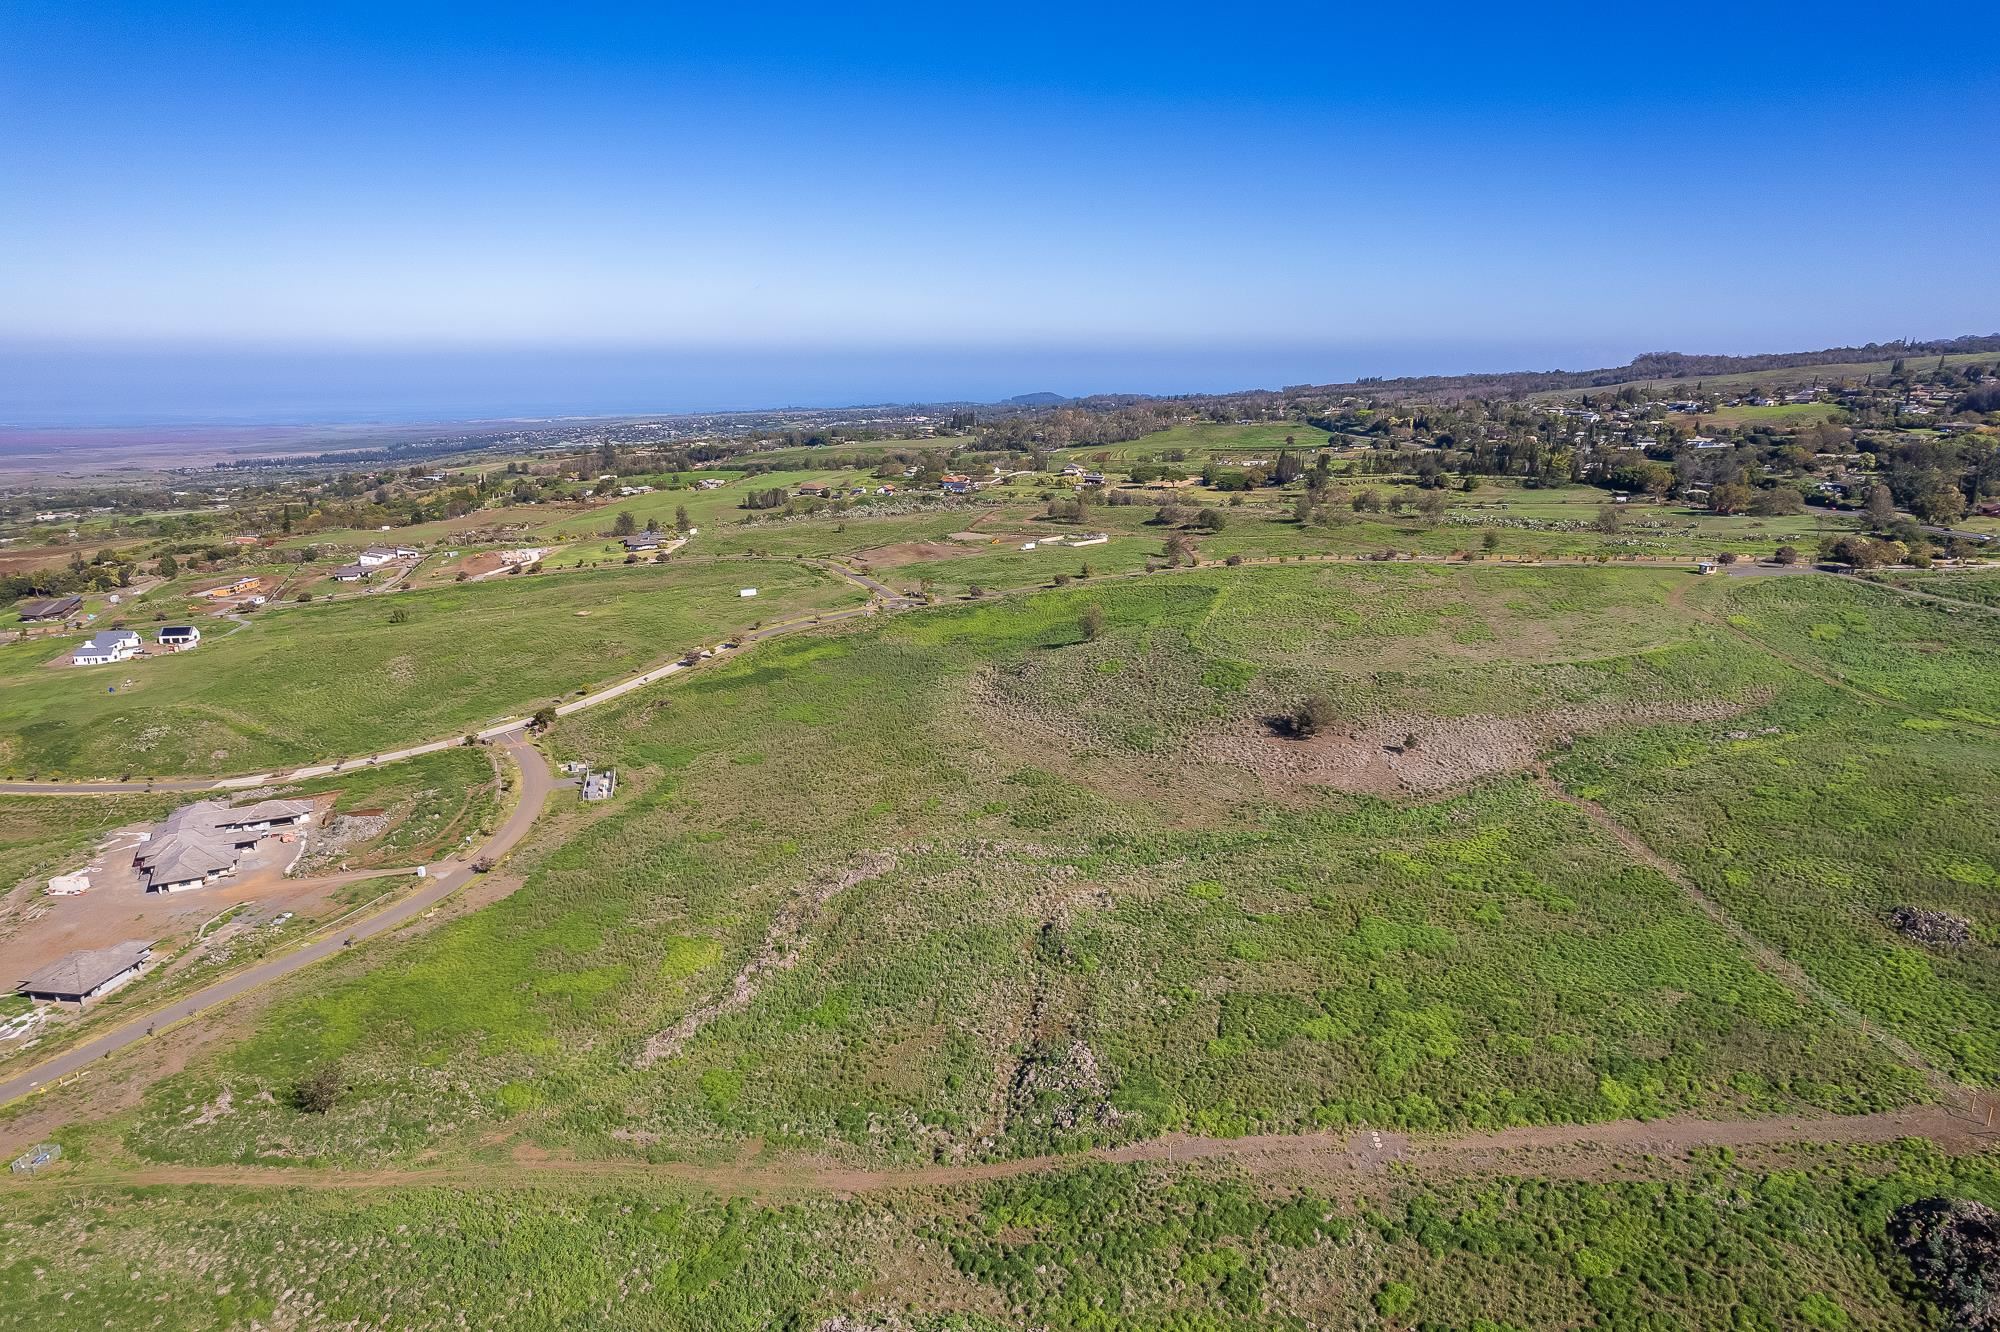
[
  {"x1": 0, "y1": 336, "x2": 1667, "y2": 428},
  {"x1": 4, "y1": 331, "x2": 1986, "y2": 431}
]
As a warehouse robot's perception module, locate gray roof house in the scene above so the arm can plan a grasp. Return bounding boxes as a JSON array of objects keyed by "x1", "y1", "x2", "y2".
[
  {"x1": 133, "y1": 799, "x2": 314, "y2": 892},
  {"x1": 71, "y1": 629, "x2": 141, "y2": 666},
  {"x1": 18, "y1": 940, "x2": 154, "y2": 1005}
]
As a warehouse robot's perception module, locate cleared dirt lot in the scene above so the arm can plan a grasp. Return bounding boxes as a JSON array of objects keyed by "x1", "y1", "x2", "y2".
[{"x1": 0, "y1": 802, "x2": 359, "y2": 986}]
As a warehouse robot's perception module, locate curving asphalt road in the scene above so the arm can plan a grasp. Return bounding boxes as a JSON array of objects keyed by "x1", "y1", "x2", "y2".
[{"x1": 0, "y1": 737, "x2": 553, "y2": 1109}]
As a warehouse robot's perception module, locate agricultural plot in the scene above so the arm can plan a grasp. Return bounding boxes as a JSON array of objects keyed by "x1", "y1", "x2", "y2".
[
  {"x1": 0, "y1": 560, "x2": 865, "y2": 777},
  {"x1": 120, "y1": 566, "x2": 1927, "y2": 1171},
  {"x1": 1057, "y1": 421, "x2": 1334, "y2": 462},
  {"x1": 2, "y1": 1142, "x2": 1995, "y2": 1330},
  {"x1": 1719, "y1": 574, "x2": 2000, "y2": 722},
  {"x1": 1560, "y1": 578, "x2": 2000, "y2": 1082},
  {"x1": 1881, "y1": 568, "x2": 2000, "y2": 608}
]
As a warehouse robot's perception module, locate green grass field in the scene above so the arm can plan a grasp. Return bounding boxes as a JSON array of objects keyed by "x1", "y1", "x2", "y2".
[
  {"x1": 110, "y1": 564, "x2": 1960, "y2": 1173},
  {"x1": 10, "y1": 559, "x2": 2000, "y2": 1329},
  {"x1": 1672, "y1": 402, "x2": 1844, "y2": 426},
  {"x1": 1056, "y1": 420, "x2": 1334, "y2": 462},
  {"x1": 3, "y1": 1140, "x2": 1995, "y2": 1330},
  {"x1": 0, "y1": 560, "x2": 865, "y2": 777}
]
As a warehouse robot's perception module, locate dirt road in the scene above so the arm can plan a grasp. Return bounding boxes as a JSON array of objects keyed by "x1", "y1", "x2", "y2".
[
  {"x1": 16, "y1": 1096, "x2": 1997, "y2": 1201},
  {"x1": 0, "y1": 738, "x2": 552, "y2": 1109}
]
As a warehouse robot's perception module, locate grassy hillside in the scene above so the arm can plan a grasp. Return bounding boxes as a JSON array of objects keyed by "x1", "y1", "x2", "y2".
[
  {"x1": 110, "y1": 565, "x2": 1975, "y2": 1173},
  {"x1": 0, "y1": 560, "x2": 865, "y2": 777}
]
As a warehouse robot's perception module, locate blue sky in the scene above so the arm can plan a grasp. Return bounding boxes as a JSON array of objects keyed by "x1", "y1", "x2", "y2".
[{"x1": 2, "y1": 2, "x2": 1996, "y2": 421}]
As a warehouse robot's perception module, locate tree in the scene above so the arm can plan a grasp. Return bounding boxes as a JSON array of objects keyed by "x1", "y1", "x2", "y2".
[
  {"x1": 156, "y1": 553, "x2": 179, "y2": 579},
  {"x1": 613, "y1": 510, "x2": 638, "y2": 536},
  {"x1": 1595, "y1": 504, "x2": 1623, "y2": 534},
  {"x1": 292, "y1": 1060, "x2": 346, "y2": 1114},
  {"x1": 1821, "y1": 534, "x2": 1898, "y2": 569},
  {"x1": 1774, "y1": 544, "x2": 1800, "y2": 565},
  {"x1": 1415, "y1": 491, "x2": 1447, "y2": 522},
  {"x1": 1195, "y1": 508, "x2": 1226, "y2": 531},
  {"x1": 1353, "y1": 488, "x2": 1384, "y2": 513},
  {"x1": 675, "y1": 504, "x2": 691, "y2": 533},
  {"x1": 1481, "y1": 531, "x2": 1500, "y2": 553},
  {"x1": 531, "y1": 706, "x2": 557, "y2": 732},
  {"x1": 1912, "y1": 484, "x2": 1967, "y2": 526},
  {"x1": 388, "y1": 606, "x2": 409, "y2": 624},
  {"x1": 1752, "y1": 486, "x2": 1805, "y2": 516},
  {"x1": 1080, "y1": 605, "x2": 1105, "y2": 641},
  {"x1": 1865, "y1": 484, "x2": 1897, "y2": 527},
  {"x1": 1289, "y1": 694, "x2": 1336, "y2": 739},
  {"x1": 1708, "y1": 482, "x2": 1754, "y2": 515}
]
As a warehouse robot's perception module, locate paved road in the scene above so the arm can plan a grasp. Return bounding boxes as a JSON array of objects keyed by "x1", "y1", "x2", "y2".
[{"x1": 0, "y1": 737, "x2": 553, "y2": 1109}]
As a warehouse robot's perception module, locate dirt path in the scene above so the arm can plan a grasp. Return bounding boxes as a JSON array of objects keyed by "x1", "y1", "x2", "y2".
[
  {"x1": 17, "y1": 1097, "x2": 1998, "y2": 1201},
  {"x1": 1534, "y1": 771, "x2": 1954, "y2": 1092}
]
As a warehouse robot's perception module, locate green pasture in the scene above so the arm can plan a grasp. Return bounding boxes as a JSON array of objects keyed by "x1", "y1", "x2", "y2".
[
  {"x1": 0, "y1": 560, "x2": 865, "y2": 778},
  {"x1": 117, "y1": 564, "x2": 1951, "y2": 1171},
  {"x1": 1055, "y1": 420, "x2": 1333, "y2": 463},
  {"x1": 7, "y1": 1134, "x2": 1996, "y2": 1329}
]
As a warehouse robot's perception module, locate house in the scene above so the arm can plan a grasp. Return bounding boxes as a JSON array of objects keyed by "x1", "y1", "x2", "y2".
[
  {"x1": 355, "y1": 547, "x2": 398, "y2": 567},
  {"x1": 581, "y1": 769, "x2": 617, "y2": 802},
  {"x1": 72, "y1": 629, "x2": 141, "y2": 666},
  {"x1": 695, "y1": 478, "x2": 725, "y2": 490},
  {"x1": 18, "y1": 940, "x2": 154, "y2": 1005},
  {"x1": 133, "y1": 798, "x2": 312, "y2": 892},
  {"x1": 15, "y1": 594, "x2": 82, "y2": 622},
  {"x1": 622, "y1": 532, "x2": 662, "y2": 551},
  {"x1": 392, "y1": 545, "x2": 420, "y2": 558},
  {"x1": 796, "y1": 482, "x2": 829, "y2": 497},
  {"x1": 157, "y1": 625, "x2": 201, "y2": 652},
  {"x1": 1080, "y1": 472, "x2": 1106, "y2": 486},
  {"x1": 1695, "y1": 560, "x2": 1719, "y2": 576},
  {"x1": 197, "y1": 577, "x2": 260, "y2": 600},
  {"x1": 329, "y1": 564, "x2": 370, "y2": 582}
]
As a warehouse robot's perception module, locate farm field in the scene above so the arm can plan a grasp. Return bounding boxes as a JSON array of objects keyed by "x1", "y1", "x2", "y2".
[
  {"x1": 1056, "y1": 420, "x2": 1335, "y2": 462},
  {"x1": 95, "y1": 564, "x2": 1967, "y2": 1175},
  {"x1": 1670, "y1": 401, "x2": 1844, "y2": 427},
  {"x1": 4, "y1": 1136, "x2": 1996, "y2": 1329},
  {"x1": 6, "y1": 561, "x2": 2000, "y2": 1330},
  {"x1": 0, "y1": 560, "x2": 865, "y2": 778},
  {"x1": 1881, "y1": 567, "x2": 2000, "y2": 607}
]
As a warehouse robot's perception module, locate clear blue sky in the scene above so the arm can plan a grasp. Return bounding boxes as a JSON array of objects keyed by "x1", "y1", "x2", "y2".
[{"x1": 2, "y1": 1, "x2": 1995, "y2": 421}]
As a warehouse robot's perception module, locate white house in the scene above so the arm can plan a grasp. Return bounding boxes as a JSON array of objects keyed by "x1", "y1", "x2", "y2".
[
  {"x1": 157, "y1": 625, "x2": 201, "y2": 651},
  {"x1": 72, "y1": 629, "x2": 141, "y2": 666},
  {"x1": 355, "y1": 547, "x2": 398, "y2": 567}
]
